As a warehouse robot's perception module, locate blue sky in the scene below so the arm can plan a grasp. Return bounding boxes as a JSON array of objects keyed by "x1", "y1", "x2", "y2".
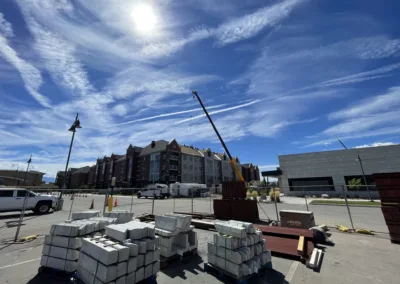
[{"x1": 1, "y1": 0, "x2": 400, "y2": 180}]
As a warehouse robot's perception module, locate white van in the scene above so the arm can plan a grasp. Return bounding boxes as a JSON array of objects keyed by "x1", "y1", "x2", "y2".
[
  {"x1": 137, "y1": 184, "x2": 170, "y2": 199},
  {"x1": 0, "y1": 188, "x2": 58, "y2": 214}
]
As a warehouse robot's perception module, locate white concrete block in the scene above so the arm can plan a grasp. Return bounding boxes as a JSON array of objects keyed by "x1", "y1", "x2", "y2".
[
  {"x1": 154, "y1": 236, "x2": 160, "y2": 247},
  {"x1": 96, "y1": 261, "x2": 118, "y2": 283},
  {"x1": 117, "y1": 262, "x2": 127, "y2": 278},
  {"x1": 308, "y1": 248, "x2": 319, "y2": 268},
  {"x1": 208, "y1": 243, "x2": 216, "y2": 255},
  {"x1": 152, "y1": 261, "x2": 160, "y2": 275},
  {"x1": 112, "y1": 244, "x2": 129, "y2": 262},
  {"x1": 40, "y1": 255, "x2": 48, "y2": 267},
  {"x1": 215, "y1": 222, "x2": 247, "y2": 238},
  {"x1": 51, "y1": 223, "x2": 81, "y2": 237},
  {"x1": 144, "y1": 264, "x2": 153, "y2": 279},
  {"x1": 158, "y1": 236, "x2": 173, "y2": 249},
  {"x1": 89, "y1": 217, "x2": 118, "y2": 230},
  {"x1": 216, "y1": 255, "x2": 226, "y2": 270},
  {"x1": 188, "y1": 231, "x2": 197, "y2": 249},
  {"x1": 155, "y1": 216, "x2": 178, "y2": 234},
  {"x1": 44, "y1": 235, "x2": 82, "y2": 249},
  {"x1": 155, "y1": 228, "x2": 174, "y2": 237},
  {"x1": 153, "y1": 249, "x2": 160, "y2": 262},
  {"x1": 126, "y1": 272, "x2": 135, "y2": 284},
  {"x1": 172, "y1": 233, "x2": 189, "y2": 250},
  {"x1": 145, "y1": 251, "x2": 154, "y2": 266},
  {"x1": 213, "y1": 234, "x2": 246, "y2": 250},
  {"x1": 143, "y1": 238, "x2": 155, "y2": 251},
  {"x1": 164, "y1": 214, "x2": 192, "y2": 233},
  {"x1": 42, "y1": 244, "x2": 50, "y2": 256},
  {"x1": 127, "y1": 257, "x2": 138, "y2": 274},
  {"x1": 226, "y1": 260, "x2": 250, "y2": 278},
  {"x1": 316, "y1": 249, "x2": 323, "y2": 270},
  {"x1": 226, "y1": 220, "x2": 254, "y2": 234},
  {"x1": 116, "y1": 275, "x2": 126, "y2": 284},
  {"x1": 43, "y1": 256, "x2": 77, "y2": 272},
  {"x1": 82, "y1": 238, "x2": 118, "y2": 265},
  {"x1": 105, "y1": 225, "x2": 128, "y2": 242},
  {"x1": 123, "y1": 240, "x2": 139, "y2": 257},
  {"x1": 46, "y1": 246, "x2": 80, "y2": 261},
  {"x1": 137, "y1": 254, "x2": 144, "y2": 267},
  {"x1": 132, "y1": 240, "x2": 146, "y2": 254},
  {"x1": 159, "y1": 246, "x2": 177, "y2": 258},
  {"x1": 71, "y1": 211, "x2": 100, "y2": 220},
  {"x1": 116, "y1": 213, "x2": 134, "y2": 224},
  {"x1": 135, "y1": 267, "x2": 144, "y2": 282},
  {"x1": 78, "y1": 252, "x2": 98, "y2": 276},
  {"x1": 78, "y1": 266, "x2": 95, "y2": 284}
]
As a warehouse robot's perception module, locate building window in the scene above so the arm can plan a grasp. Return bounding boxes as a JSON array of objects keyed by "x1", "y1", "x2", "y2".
[
  {"x1": 288, "y1": 177, "x2": 335, "y2": 191},
  {"x1": 183, "y1": 155, "x2": 186, "y2": 160}
]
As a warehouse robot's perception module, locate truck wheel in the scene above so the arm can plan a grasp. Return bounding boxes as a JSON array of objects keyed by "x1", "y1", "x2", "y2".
[
  {"x1": 145, "y1": 196, "x2": 148, "y2": 199},
  {"x1": 137, "y1": 193, "x2": 141, "y2": 199},
  {"x1": 160, "y1": 195, "x2": 165, "y2": 199},
  {"x1": 34, "y1": 201, "x2": 51, "y2": 214}
]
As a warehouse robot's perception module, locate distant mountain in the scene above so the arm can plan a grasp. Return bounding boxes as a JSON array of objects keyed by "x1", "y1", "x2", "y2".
[{"x1": 43, "y1": 176, "x2": 55, "y2": 183}]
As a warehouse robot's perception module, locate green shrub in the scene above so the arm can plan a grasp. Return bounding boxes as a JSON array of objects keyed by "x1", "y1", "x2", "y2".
[
  {"x1": 269, "y1": 189, "x2": 281, "y2": 202},
  {"x1": 251, "y1": 191, "x2": 259, "y2": 198}
]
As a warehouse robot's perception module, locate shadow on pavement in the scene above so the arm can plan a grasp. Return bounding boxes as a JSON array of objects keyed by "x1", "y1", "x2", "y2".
[
  {"x1": 0, "y1": 212, "x2": 36, "y2": 220},
  {"x1": 27, "y1": 273, "x2": 71, "y2": 284},
  {"x1": 161, "y1": 254, "x2": 204, "y2": 280}
]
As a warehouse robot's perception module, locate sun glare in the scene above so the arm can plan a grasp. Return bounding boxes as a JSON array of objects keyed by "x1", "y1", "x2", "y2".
[{"x1": 132, "y1": 4, "x2": 157, "y2": 33}]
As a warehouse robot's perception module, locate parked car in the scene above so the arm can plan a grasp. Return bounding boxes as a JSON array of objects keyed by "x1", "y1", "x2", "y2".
[
  {"x1": 0, "y1": 188, "x2": 58, "y2": 214},
  {"x1": 137, "y1": 184, "x2": 170, "y2": 199}
]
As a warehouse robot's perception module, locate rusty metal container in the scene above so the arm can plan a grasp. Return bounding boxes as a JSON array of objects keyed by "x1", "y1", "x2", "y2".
[{"x1": 222, "y1": 181, "x2": 246, "y2": 199}]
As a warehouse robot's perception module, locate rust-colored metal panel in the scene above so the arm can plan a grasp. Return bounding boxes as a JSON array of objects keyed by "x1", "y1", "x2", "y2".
[
  {"x1": 254, "y1": 224, "x2": 314, "y2": 239},
  {"x1": 213, "y1": 199, "x2": 233, "y2": 219},
  {"x1": 231, "y1": 200, "x2": 259, "y2": 222},
  {"x1": 262, "y1": 235, "x2": 314, "y2": 258},
  {"x1": 222, "y1": 181, "x2": 246, "y2": 199}
]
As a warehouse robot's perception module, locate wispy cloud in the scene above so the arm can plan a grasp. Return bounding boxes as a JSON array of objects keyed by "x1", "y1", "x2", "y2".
[
  {"x1": 0, "y1": 12, "x2": 14, "y2": 37},
  {"x1": 0, "y1": 28, "x2": 51, "y2": 107},
  {"x1": 174, "y1": 99, "x2": 261, "y2": 125},
  {"x1": 215, "y1": 0, "x2": 303, "y2": 46}
]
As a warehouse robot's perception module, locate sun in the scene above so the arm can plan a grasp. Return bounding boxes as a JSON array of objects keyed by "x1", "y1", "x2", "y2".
[{"x1": 132, "y1": 4, "x2": 157, "y2": 33}]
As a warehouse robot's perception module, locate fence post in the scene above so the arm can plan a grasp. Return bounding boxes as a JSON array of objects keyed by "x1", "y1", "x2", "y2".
[
  {"x1": 173, "y1": 195, "x2": 176, "y2": 212},
  {"x1": 14, "y1": 190, "x2": 29, "y2": 242},
  {"x1": 191, "y1": 190, "x2": 194, "y2": 214},
  {"x1": 342, "y1": 185, "x2": 355, "y2": 230},
  {"x1": 151, "y1": 190, "x2": 155, "y2": 215},
  {"x1": 68, "y1": 191, "x2": 75, "y2": 220},
  {"x1": 209, "y1": 189, "x2": 212, "y2": 214},
  {"x1": 273, "y1": 187, "x2": 280, "y2": 222},
  {"x1": 103, "y1": 193, "x2": 108, "y2": 215},
  {"x1": 130, "y1": 188, "x2": 134, "y2": 214},
  {"x1": 303, "y1": 187, "x2": 309, "y2": 211}
]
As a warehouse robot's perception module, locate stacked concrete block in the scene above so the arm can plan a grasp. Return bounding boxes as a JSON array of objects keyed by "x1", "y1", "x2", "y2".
[
  {"x1": 155, "y1": 214, "x2": 198, "y2": 258},
  {"x1": 40, "y1": 217, "x2": 120, "y2": 273},
  {"x1": 103, "y1": 210, "x2": 134, "y2": 224},
  {"x1": 77, "y1": 221, "x2": 160, "y2": 284},
  {"x1": 71, "y1": 211, "x2": 101, "y2": 221},
  {"x1": 207, "y1": 220, "x2": 271, "y2": 278}
]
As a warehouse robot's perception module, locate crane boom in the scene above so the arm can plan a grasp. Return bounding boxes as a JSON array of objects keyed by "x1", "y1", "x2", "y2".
[{"x1": 191, "y1": 90, "x2": 245, "y2": 182}]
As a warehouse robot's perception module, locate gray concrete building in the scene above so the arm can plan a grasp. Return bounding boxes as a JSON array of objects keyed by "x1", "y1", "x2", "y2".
[
  {"x1": 262, "y1": 144, "x2": 400, "y2": 197},
  {"x1": 216, "y1": 153, "x2": 234, "y2": 182},
  {"x1": 201, "y1": 149, "x2": 222, "y2": 186},
  {"x1": 180, "y1": 146, "x2": 205, "y2": 184}
]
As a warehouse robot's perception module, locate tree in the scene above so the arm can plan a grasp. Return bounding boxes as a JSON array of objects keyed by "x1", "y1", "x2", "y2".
[
  {"x1": 348, "y1": 178, "x2": 363, "y2": 191},
  {"x1": 262, "y1": 177, "x2": 267, "y2": 187}
]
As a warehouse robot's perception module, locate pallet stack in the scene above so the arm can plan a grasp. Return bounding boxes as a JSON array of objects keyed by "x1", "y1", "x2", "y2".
[
  {"x1": 41, "y1": 218, "x2": 117, "y2": 273},
  {"x1": 213, "y1": 181, "x2": 259, "y2": 222},
  {"x1": 76, "y1": 221, "x2": 160, "y2": 284},
  {"x1": 155, "y1": 214, "x2": 198, "y2": 261},
  {"x1": 207, "y1": 220, "x2": 272, "y2": 279}
]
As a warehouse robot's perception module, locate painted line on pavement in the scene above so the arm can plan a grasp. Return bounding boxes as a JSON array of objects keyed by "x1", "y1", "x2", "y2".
[
  {"x1": 0, "y1": 258, "x2": 41, "y2": 270},
  {"x1": 285, "y1": 261, "x2": 299, "y2": 283}
]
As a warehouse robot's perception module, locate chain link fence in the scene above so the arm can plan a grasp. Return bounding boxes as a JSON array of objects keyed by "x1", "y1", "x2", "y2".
[{"x1": 0, "y1": 184, "x2": 390, "y2": 244}]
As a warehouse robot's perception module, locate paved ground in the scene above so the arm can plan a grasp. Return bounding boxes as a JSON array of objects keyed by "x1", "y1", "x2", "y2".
[
  {"x1": 0, "y1": 194, "x2": 389, "y2": 242},
  {"x1": 0, "y1": 230, "x2": 398, "y2": 284}
]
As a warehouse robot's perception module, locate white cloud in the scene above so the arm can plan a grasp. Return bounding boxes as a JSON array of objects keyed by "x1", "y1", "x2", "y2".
[
  {"x1": 0, "y1": 35, "x2": 51, "y2": 107},
  {"x1": 0, "y1": 12, "x2": 14, "y2": 37},
  {"x1": 355, "y1": 142, "x2": 397, "y2": 148},
  {"x1": 112, "y1": 104, "x2": 128, "y2": 116},
  {"x1": 215, "y1": 0, "x2": 303, "y2": 46}
]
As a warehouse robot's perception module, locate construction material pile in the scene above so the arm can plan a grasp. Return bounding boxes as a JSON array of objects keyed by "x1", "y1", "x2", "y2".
[
  {"x1": 76, "y1": 221, "x2": 160, "y2": 284},
  {"x1": 207, "y1": 220, "x2": 271, "y2": 278},
  {"x1": 103, "y1": 210, "x2": 135, "y2": 224},
  {"x1": 155, "y1": 213, "x2": 197, "y2": 258},
  {"x1": 41, "y1": 216, "x2": 117, "y2": 272}
]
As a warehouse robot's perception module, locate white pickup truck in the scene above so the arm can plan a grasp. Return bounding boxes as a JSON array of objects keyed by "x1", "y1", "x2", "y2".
[
  {"x1": 137, "y1": 184, "x2": 170, "y2": 199},
  {"x1": 0, "y1": 188, "x2": 58, "y2": 214}
]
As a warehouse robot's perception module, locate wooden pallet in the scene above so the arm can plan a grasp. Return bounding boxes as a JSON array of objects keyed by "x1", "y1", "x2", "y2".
[
  {"x1": 160, "y1": 248, "x2": 198, "y2": 269},
  {"x1": 37, "y1": 266, "x2": 75, "y2": 280},
  {"x1": 204, "y1": 262, "x2": 273, "y2": 284},
  {"x1": 71, "y1": 272, "x2": 157, "y2": 284}
]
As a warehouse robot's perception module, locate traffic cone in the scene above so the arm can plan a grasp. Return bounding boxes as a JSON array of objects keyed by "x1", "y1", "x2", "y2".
[
  {"x1": 89, "y1": 199, "x2": 94, "y2": 209},
  {"x1": 114, "y1": 198, "x2": 118, "y2": 207}
]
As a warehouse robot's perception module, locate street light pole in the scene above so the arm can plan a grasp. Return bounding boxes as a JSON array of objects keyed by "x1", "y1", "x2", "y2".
[
  {"x1": 23, "y1": 156, "x2": 32, "y2": 186},
  {"x1": 338, "y1": 140, "x2": 373, "y2": 201},
  {"x1": 59, "y1": 113, "x2": 81, "y2": 201}
]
